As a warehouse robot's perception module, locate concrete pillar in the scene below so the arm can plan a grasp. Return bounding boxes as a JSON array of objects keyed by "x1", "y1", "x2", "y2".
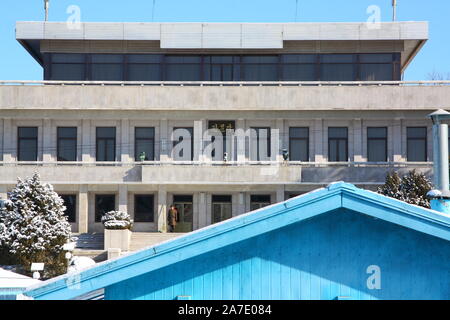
[
  {"x1": 393, "y1": 119, "x2": 402, "y2": 162},
  {"x1": 314, "y1": 119, "x2": 325, "y2": 163},
  {"x1": 193, "y1": 120, "x2": 204, "y2": 162},
  {"x1": 276, "y1": 186, "x2": 285, "y2": 203},
  {"x1": 198, "y1": 192, "x2": 207, "y2": 228},
  {"x1": 236, "y1": 119, "x2": 246, "y2": 163},
  {"x1": 3, "y1": 118, "x2": 12, "y2": 162},
  {"x1": 120, "y1": 119, "x2": 131, "y2": 163},
  {"x1": 118, "y1": 185, "x2": 128, "y2": 212},
  {"x1": 157, "y1": 186, "x2": 167, "y2": 232},
  {"x1": 160, "y1": 119, "x2": 169, "y2": 162},
  {"x1": 353, "y1": 119, "x2": 363, "y2": 162},
  {"x1": 81, "y1": 120, "x2": 93, "y2": 163},
  {"x1": 78, "y1": 185, "x2": 88, "y2": 234},
  {"x1": 42, "y1": 119, "x2": 53, "y2": 162},
  {"x1": 236, "y1": 192, "x2": 246, "y2": 216}
]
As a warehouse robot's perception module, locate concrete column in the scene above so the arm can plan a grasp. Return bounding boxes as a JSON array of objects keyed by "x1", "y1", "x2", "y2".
[
  {"x1": 157, "y1": 185, "x2": 167, "y2": 232},
  {"x1": 197, "y1": 192, "x2": 207, "y2": 228},
  {"x1": 193, "y1": 120, "x2": 204, "y2": 162},
  {"x1": 236, "y1": 192, "x2": 246, "y2": 216},
  {"x1": 393, "y1": 119, "x2": 402, "y2": 162},
  {"x1": 118, "y1": 185, "x2": 128, "y2": 212},
  {"x1": 81, "y1": 119, "x2": 93, "y2": 163},
  {"x1": 236, "y1": 119, "x2": 246, "y2": 163},
  {"x1": 276, "y1": 186, "x2": 285, "y2": 203},
  {"x1": 43, "y1": 119, "x2": 53, "y2": 162},
  {"x1": 314, "y1": 119, "x2": 325, "y2": 163},
  {"x1": 274, "y1": 119, "x2": 284, "y2": 162},
  {"x1": 3, "y1": 118, "x2": 12, "y2": 163},
  {"x1": 353, "y1": 119, "x2": 363, "y2": 162},
  {"x1": 120, "y1": 119, "x2": 131, "y2": 163},
  {"x1": 78, "y1": 185, "x2": 88, "y2": 234},
  {"x1": 160, "y1": 119, "x2": 169, "y2": 162}
]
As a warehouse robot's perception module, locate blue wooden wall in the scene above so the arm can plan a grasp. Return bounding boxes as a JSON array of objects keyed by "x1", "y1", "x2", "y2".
[{"x1": 105, "y1": 208, "x2": 450, "y2": 300}]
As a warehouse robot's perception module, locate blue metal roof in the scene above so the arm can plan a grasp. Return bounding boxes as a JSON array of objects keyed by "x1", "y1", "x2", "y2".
[{"x1": 24, "y1": 182, "x2": 450, "y2": 300}]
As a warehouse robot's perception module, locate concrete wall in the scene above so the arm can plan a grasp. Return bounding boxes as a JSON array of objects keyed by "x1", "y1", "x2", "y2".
[{"x1": 104, "y1": 208, "x2": 450, "y2": 300}]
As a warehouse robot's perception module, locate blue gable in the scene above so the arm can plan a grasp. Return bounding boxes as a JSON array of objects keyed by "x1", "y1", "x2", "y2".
[{"x1": 24, "y1": 182, "x2": 450, "y2": 300}]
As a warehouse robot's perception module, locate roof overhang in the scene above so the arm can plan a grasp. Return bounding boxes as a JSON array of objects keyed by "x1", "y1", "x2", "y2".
[{"x1": 16, "y1": 21, "x2": 428, "y2": 71}]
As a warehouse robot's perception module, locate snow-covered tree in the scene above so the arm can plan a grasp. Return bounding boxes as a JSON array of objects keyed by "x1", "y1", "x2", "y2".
[
  {"x1": 0, "y1": 173, "x2": 72, "y2": 278},
  {"x1": 378, "y1": 170, "x2": 432, "y2": 208}
]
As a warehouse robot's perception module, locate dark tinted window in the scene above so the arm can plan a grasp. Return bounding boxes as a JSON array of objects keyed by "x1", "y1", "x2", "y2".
[
  {"x1": 91, "y1": 55, "x2": 123, "y2": 81},
  {"x1": 61, "y1": 194, "x2": 76, "y2": 223},
  {"x1": 96, "y1": 127, "x2": 116, "y2": 162},
  {"x1": 95, "y1": 195, "x2": 115, "y2": 222},
  {"x1": 407, "y1": 127, "x2": 427, "y2": 161},
  {"x1": 250, "y1": 127, "x2": 271, "y2": 161},
  {"x1": 212, "y1": 195, "x2": 232, "y2": 224},
  {"x1": 241, "y1": 56, "x2": 278, "y2": 81},
  {"x1": 328, "y1": 127, "x2": 348, "y2": 162},
  {"x1": 135, "y1": 127, "x2": 155, "y2": 161},
  {"x1": 250, "y1": 195, "x2": 271, "y2": 211},
  {"x1": 18, "y1": 127, "x2": 38, "y2": 161},
  {"x1": 289, "y1": 127, "x2": 309, "y2": 161},
  {"x1": 367, "y1": 127, "x2": 387, "y2": 162},
  {"x1": 134, "y1": 195, "x2": 154, "y2": 222},
  {"x1": 57, "y1": 127, "x2": 77, "y2": 161}
]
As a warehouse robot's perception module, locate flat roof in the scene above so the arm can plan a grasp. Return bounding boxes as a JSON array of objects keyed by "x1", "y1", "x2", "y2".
[{"x1": 16, "y1": 21, "x2": 428, "y2": 70}]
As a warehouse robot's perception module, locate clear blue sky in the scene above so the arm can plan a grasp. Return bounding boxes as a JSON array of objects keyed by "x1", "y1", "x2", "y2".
[{"x1": 1, "y1": 0, "x2": 449, "y2": 80}]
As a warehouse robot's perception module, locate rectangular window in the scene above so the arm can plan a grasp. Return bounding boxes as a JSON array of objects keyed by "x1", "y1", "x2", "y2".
[
  {"x1": 172, "y1": 127, "x2": 194, "y2": 161},
  {"x1": 367, "y1": 127, "x2": 387, "y2": 162},
  {"x1": 96, "y1": 127, "x2": 116, "y2": 162},
  {"x1": 250, "y1": 195, "x2": 271, "y2": 211},
  {"x1": 173, "y1": 195, "x2": 194, "y2": 232},
  {"x1": 203, "y1": 56, "x2": 239, "y2": 81},
  {"x1": 212, "y1": 195, "x2": 232, "y2": 224},
  {"x1": 91, "y1": 54, "x2": 124, "y2": 81},
  {"x1": 250, "y1": 127, "x2": 271, "y2": 161},
  {"x1": 407, "y1": 127, "x2": 427, "y2": 162},
  {"x1": 95, "y1": 195, "x2": 115, "y2": 222},
  {"x1": 320, "y1": 54, "x2": 356, "y2": 81},
  {"x1": 328, "y1": 127, "x2": 348, "y2": 162},
  {"x1": 50, "y1": 54, "x2": 86, "y2": 81},
  {"x1": 57, "y1": 127, "x2": 77, "y2": 161},
  {"x1": 135, "y1": 127, "x2": 155, "y2": 161},
  {"x1": 281, "y1": 55, "x2": 317, "y2": 81},
  {"x1": 241, "y1": 56, "x2": 279, "y2": 81},
  {"x1": 127, "y1": 55, "x2": 162, "y2": 81},
  {"x1": 165, "y1": 56, "x2": 202, "y2": 81},
  {"x1": 61, "y1": 194, "x2": 76, "y2": 223},
  {"x1": 289, "y1": 127, "x2": 309, "y2": 161},
  {"x1": 18, "y1": 127, "x2": 38, "y2": 161},
  {"x1": 134, "y1": 195, "x2": 154, "y2": 222}
]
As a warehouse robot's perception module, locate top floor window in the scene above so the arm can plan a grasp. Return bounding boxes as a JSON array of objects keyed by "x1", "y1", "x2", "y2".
[
  {"x1": 45, "y1": 53, "x2": 400, "y2": 82},
  {"x1": 18, "y1": 127, "x2": 38, "y2": 161}
]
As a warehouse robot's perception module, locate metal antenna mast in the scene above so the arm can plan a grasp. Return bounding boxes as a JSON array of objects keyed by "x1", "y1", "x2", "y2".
[
  {"x1": 152, "y1": 0, "x2": 156, "y2": 22},
  {"x1": 44, "y1": 0, "x2": 49, "y2": 21},
  {"x1": 392, "y1": 0, "x2": 397, "y2": 21},
  {"x1": 295, "y1": 0, "x2": 299, "y2": 22}
]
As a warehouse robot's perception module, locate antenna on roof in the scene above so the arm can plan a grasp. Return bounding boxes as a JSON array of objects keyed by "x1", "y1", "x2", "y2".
[
  {"x1": 44, "y1": 0, "x2": 50, "y2": 21},
  {"x1": 392, "y1": 0, "x2": 397, "y2": 21},
  {"x1": 152, "y1": 0, "x2": 156, "y2": 22}
]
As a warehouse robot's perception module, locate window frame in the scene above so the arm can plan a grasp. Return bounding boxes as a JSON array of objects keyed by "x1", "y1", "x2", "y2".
[
  {"x1": 60, "y1": 194, "x2": 77, "y2": 223},
  {"x1": 367, "y1": 127, "x2": 388, "y2": 162},
  {"x1": 289, "y1": 127, "x2": 310, "y2": 161},
  {"x1": 17, "y1": 127, "x2": 38, "y2": 162},
  {"x1": 134, "y1": 194, "x2": 155, "y2": 223},
  {"x1": 57, "y1": 127, "x2": 78, "y2": 162},
  {"x1": 96, "y1": 127, "x2": 116, "y2": 162},
  {"x1": 95, "y1": 194, "x2": 116, "y2": 223},
  {"x1": 135, "y1": 127, "x2": 155, "y2": 161},
  {"x1": 407, "y1": 127, "x2": 428, "y2": 162},
  {"x1": 328, "y1": 127, "x2": 349, "y2": 162}
]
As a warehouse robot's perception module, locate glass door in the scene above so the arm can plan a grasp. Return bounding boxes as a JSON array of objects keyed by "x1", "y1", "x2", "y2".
[
  {"x1": 212, "y1": 195, "x2": 232, "y2": 224},
  {"x1": 173, "y1": 195, "x2": 193, "y2": 232}
]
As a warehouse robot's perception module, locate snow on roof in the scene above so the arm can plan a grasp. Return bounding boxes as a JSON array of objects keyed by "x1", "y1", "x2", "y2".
[{"x1": 0, "y1": 268, "x2": 41, "y2": 289}]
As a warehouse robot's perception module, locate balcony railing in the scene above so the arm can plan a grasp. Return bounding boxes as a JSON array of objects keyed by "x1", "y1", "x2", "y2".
[{"x1": 1, "y1": 80, "x2": 450, "y2": 87}]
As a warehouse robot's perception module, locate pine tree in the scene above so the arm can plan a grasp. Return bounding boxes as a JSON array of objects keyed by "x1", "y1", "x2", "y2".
[
  {"x1": 0, "y1": 173, "x2": 72, "y2": 278},
  {"x1": 378, "y1": 170, "x2": 432, "y2": 208}
]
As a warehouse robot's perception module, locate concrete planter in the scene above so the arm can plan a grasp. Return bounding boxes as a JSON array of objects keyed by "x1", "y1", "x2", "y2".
[{"x1": 104, "y1": 229, "x2": 132, "y2": 252}]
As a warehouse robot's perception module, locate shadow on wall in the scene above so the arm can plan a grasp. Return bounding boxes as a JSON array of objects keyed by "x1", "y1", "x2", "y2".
[{"x1": 105, "y1": 209, "x2": 450, "y2": 300}]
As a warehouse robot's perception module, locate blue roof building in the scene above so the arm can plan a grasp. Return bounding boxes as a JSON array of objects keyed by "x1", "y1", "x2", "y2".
[{"x1": 23, "y1": 182, "x2": 450, "y2": 300}]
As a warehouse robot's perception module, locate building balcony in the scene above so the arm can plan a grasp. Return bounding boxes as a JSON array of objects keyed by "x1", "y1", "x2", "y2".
[{"x1": 0, "y1": 161, "x2": 432, "y2": 185}]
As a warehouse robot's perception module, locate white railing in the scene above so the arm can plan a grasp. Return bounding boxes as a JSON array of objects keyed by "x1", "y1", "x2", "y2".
[{"x1": 1, "y1": 80, "x2": 450, "y2": 87}]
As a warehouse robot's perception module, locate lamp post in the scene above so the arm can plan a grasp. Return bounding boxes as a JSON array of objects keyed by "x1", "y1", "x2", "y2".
[{"x1": 427, "y1": 109, "x2": 450, "y2": 213}]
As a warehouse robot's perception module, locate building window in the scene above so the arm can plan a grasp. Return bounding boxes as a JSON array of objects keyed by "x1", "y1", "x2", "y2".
[
  {"x1": 320, "y1": 54, "x2": 356, "y2": 81},
  {"x1": 250, "y1": 127, "x2": 271, "y2": 161},
  {"x1": 359, "y1": 54, "x2": 394, "y2": 81},
  {"x1": 367, "y1": 127, "x2": 388, "y2": 162},
  {"x1": 135, "y1": 127, "x2": 155, "y2": 161},
  {"x1": 203, "y1": 56, "x2": 239, "y2": 81},
  {"x1": 173, "y1": 195, "x2": 194, "y2": 232},
  {"x1": 96, "y1": 127, "x2": 116, "y2": 162},
  {"x1": 250, "y1": 195, "x2": 271, "y2": 211},
  {"x1": 289, "y1": 127, "x2": 309, "y2": 161},
  {"x1": 49, "y1": 54, "x2": 86, "y2": 81},
  {"x1": 164, "y1": 56, "x2": 202, "y2": 81},
  {"x1": 127, "y1": 55, "x2": 162, "y2": 81},
  {"x1": 134, "y1": 195, "x2": 154, "y2": 223},
  {"x1": 91, "y1": 54, "x2": 124, "y2": 81},
  {"x1": 18, "y1": 127, "x2": 38, "y2": 161},
  {"x1": 281, "y1": 54, "x2": 317, "y2": 81},
  {"x1": 407, "y1": 127, "x2": 427, "y2": 162},
  {"x1": 61, "y1": 194, "x2": 76, "y2": 223},
  {"x1": 57, "y1": 127, "x2": 77, "y2": 161},
  {"x1": 172, "y1": 127, "x2": 194, "y2": 161},
  {"x1": 208, "y1": 121, "x2": 235, "y2": 160},
  {"x1": 241, "y1": 56, "x2": 279, "y2": 81},
  {"x1": 95, "y1": 194, "x2": 115, "y2": 222},
  {"x1": 212, "y1": 195, "x2": 232, "y2": 224},
  {"x1": 328, "y1": 127, "x2": 348, "y2": 162}
]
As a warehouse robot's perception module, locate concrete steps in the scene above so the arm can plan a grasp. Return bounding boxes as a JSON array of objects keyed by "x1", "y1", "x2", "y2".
[{"x1": 130, "y1": 232, "x2": 187, "y2": 251}]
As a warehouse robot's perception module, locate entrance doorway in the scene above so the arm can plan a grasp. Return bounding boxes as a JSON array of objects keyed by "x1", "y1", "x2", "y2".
[
  {"x1": 173, "y1": 195, "x2": 193, "y2": 232},
  {"x1": 212, "y1": 195, "x2": 232, "y2": 224}
]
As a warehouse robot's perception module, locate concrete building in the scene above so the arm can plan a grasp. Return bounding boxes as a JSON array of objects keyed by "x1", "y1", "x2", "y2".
[
  {"x1": 22, "y1": 183, "x2": 450, "y2": 300},
  {"x1": 0, "y1": 21, "x2": 445, "y2": 241}
]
